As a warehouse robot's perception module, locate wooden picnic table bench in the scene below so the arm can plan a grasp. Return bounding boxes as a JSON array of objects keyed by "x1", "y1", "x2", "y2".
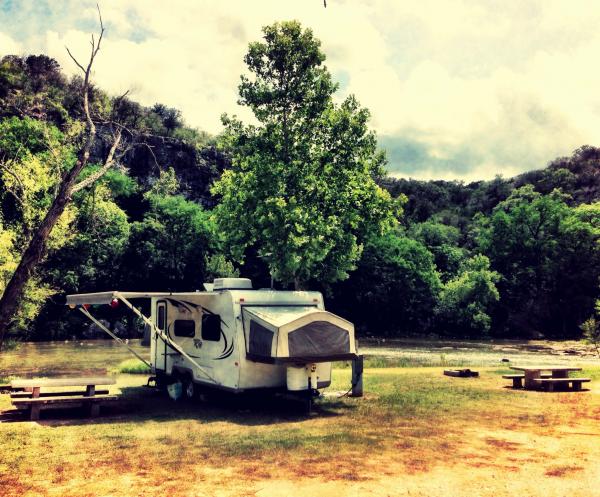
[
  {"x1": 502, "y1": 373, "x2": 552, "y2": 389},
  {"x1": 532, "y1": 377, "x2": 591, "y2": 392},
  {"x1": 10, "y1": 389, "x2": 110, "y2": 399},
  {"x1": 507, "y1": 366, "x2": 589, "y2": 391},
  {"x1": 10, "y1": 376, "x2": 119, "y2": 420}
]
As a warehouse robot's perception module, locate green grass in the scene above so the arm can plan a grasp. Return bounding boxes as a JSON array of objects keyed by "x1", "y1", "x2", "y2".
[
  {"x1": 582, "y1": 366, "x2": 600, "y2": 381},
  {"x1": 198, "y1": 428, "x2": 372, "y2": 457},
  {"x1": 114, "y1": 359, "x2": 152, "y2": 374},
  {"x1": 0, "y1": 367, "x2": 511, "y2": 467},
  {"x1": 335, "y1": 354, "x2": 470, "y2": 369},
  {"x1": 2, "y1": 366, "x2": 600, "y2": 496},
  {"x1": 1, "y1": 339, "x2": 20, "y2": 352},
  {"x1": 336, "y1": 368, "x2": 512, "y2": 421}
]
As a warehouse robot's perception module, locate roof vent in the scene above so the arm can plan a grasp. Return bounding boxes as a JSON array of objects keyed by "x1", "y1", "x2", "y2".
[{"x1": 212, "y1": 278, "x2": 253, "y2": 291}]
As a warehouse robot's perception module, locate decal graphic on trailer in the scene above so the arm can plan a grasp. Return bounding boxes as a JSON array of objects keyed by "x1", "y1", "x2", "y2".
[{"x1": 164, "y1": 298, "x2": 233, "y2": 360}]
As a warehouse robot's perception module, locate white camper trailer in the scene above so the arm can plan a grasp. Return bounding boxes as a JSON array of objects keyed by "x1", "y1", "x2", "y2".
[{"x1": 66, "y1": 278, "x2": 359, "y2": 406}]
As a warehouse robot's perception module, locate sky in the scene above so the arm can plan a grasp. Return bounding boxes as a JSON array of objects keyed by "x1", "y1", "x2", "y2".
[{"x1": 1, "y1": 0, "x2": 600, "y2": 182}]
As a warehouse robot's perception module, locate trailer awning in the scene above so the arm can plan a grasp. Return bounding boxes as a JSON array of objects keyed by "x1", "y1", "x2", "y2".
[
  {"x1": 66, "y1": 291, "x2": 198, "y2": 306},
  {"x1": 67, "y1": 290, "x2": 217, "y2": 383}
]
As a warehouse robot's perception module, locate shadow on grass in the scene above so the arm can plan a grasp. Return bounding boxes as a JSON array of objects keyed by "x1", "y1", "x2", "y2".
[{"x1": 0, "y1": 384, "x2": 355, "y2": 426}]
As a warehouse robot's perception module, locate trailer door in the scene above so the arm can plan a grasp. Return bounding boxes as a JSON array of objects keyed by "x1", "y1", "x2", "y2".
[{"x1": 156, "y1": 301, "x2": 167, "y2": 371}]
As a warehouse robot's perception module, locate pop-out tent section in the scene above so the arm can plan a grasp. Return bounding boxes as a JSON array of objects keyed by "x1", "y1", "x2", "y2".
[{"x1": 242, "y1": 306, "x2": 357, "y2": 363}]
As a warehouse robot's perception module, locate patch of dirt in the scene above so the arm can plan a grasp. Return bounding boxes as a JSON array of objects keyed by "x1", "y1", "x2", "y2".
[
  {"x1": 545, "y1": 465, "x2": 585, "y2": 477},
  {"x1": 484, "y1": 437, "x2": 522, "y2": 450},
  {"x1": 242, "y1": 386, "x2": 600, "y2": 497}
]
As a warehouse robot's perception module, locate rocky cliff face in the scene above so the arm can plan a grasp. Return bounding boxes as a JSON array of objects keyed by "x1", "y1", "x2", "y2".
[{"x1": 92, "y1": 129, "x2": 230, "y2": 207}]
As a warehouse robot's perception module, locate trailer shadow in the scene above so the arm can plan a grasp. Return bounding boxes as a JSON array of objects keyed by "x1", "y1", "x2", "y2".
[
  {"x1": 117, "y1": 385, "x2": 356, "y2": 425},
  {"x1": 0, "y1": 384, "x2": 356, "y2": 426}
]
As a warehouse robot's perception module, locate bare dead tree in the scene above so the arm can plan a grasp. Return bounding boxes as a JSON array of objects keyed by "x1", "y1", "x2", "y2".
[{"x1": 0, "y1": 5, "x2": 125, "y2": 352}]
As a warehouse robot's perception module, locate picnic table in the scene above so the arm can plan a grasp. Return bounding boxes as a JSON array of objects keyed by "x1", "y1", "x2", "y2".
[
  {"x1": 10, "y1": 376, "x2": 119, "y2": 420},
  {"x1": 506, "y1": 366, "x2": 590, "y2": 391}
]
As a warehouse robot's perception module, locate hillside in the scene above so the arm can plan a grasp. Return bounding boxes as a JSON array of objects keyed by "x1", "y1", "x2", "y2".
[
  {"x1": 2, "y1": 54, "x2": 598, "y2": 219},
  {"x1": 0, "y1": 54, "x2": 228, "y2": 208},
  {"x1": 381, "y1": 146, "x2": 600, "y2": 225},
  {"x1": 0, "y1": 53, "x2": 599, "y2": 341}
]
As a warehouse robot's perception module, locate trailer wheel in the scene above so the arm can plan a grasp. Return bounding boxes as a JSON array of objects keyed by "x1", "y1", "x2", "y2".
[
  {"x1": 166, "y1": 378, "x2": 184, "y2": 401},
  {"x1": 183, "y1": 377, "x2": 196, "y2": 401}
]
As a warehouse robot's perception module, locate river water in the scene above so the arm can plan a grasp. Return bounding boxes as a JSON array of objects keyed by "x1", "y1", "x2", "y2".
[{"x1": 1, "y1": 338, "x2": 598, "y2": 378}]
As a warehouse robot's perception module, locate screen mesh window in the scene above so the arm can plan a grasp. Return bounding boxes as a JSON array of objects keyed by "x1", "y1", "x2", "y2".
[
  {"x1": 157, "y1": 305, "x2": 166, "y2": 331},
  {"x1": 202, "y1": 314, "x2": 221, "y2": 341},
  {"x1": 174, "y1": 319, "x2": 195, "y2": 337}
]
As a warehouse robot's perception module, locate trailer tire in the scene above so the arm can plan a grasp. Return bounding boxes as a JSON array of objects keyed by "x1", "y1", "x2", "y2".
[
  {"x1": 166, "y1": 378, "x2": 184, "y2": 401},
  {"x1": 183, "y1": 376, "x2": 196, "y2": 401}
]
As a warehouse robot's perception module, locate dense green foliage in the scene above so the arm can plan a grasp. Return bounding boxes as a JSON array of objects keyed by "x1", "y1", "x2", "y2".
[
  {"x1": 474, "y1": 187, "x2": 600, "y2": 336},
  {"x1": 582, "y1": 297, "x2": 600, "y2": 357},
  {"x1": 435, "y1": 255, "x2": 500, "y2": 337},
  {"x1": 330, "y1": 232, "x2": 440, "y2": 335},
  {"x1": 407, "y1": 221, "x2": 466, "y2": 281},
  {"x1": 213, "y1": 22, "x2": 398, "y2": 288},
  {"x1": 122, "y1": 192, "x2": 215, "y2": 291},
  {"x1": 0, "y1": 23, "x2": 598, "y2": 342}
]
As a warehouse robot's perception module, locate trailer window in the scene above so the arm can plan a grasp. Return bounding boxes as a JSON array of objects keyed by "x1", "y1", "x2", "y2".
[
  {"x1": 157, "y1": 305, "x2": 166, "y2": 331},
  {"x1": 174, "y1": 319, "x2": 195, "y2": 338},
  {"x1": 202, "y1": 314, "x2": 221, "y2": 341},
  {"x1": 249, "y1": 320, "x2": 273, "y2": 357}
]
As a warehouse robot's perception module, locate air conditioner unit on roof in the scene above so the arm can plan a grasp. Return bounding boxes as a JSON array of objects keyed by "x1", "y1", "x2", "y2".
[{"x1": 213, "y1": 278, "x2": 253, "y2": 290}]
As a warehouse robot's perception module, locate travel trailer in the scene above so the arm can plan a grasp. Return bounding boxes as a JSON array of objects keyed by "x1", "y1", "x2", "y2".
[{"x1": 67, "y1": 278, "x2": 360, "y2": 408}]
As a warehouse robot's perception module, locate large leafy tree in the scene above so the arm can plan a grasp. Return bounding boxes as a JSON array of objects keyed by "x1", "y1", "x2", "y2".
[
  {"x1": 435, "y1": 255, "x2": 500, "y2": 337},
  {"x1": 0, "y1": 10, "x2": 127, "y2": 351},
  {"x1": 0, "y1": 117, "x2": 78, "y2": 336},
  {"x1": 552, "y1": 201, "x2": 600, "y2": 334},
  {"x1": 407, "y1": 220, "x2": 467, "y2": 281},
  {"x1": 331, "y1": 232, "x2": 441, "y2": 335},
  {"x1": 212, "y1": 21, "x2": 398, "y2": 289},
  {"x1": 475, "y1": 186, "x2": 600, "y2": 336},
  {"x1": 0, "y1": 117, "x2": 78, "y2": 241},
  {"x1": 121, "y1": 194, "x2": 216, "y2": 291},
  {"x1": 47, "y1": 183, "x2": 130, "y2": 293}
]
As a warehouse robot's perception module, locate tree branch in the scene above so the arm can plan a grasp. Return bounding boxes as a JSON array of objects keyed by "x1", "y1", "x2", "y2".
[
  {"x1": 65, "y1": 47, "x2": 85, "y2": 73},
  {"x1": 138, "y1": 141, "x2": 160, "y2": 170},
  {"x1": 0, "y1": 161, "x2": 26, "y2": 206},
  {"x1": 71, "y1": 127, "x2": 123, "y2": 193}
]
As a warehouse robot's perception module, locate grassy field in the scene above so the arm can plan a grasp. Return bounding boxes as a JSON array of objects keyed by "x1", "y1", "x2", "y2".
[{"x1": 1, "y1": 341, "x2": 600, "y2": 496}]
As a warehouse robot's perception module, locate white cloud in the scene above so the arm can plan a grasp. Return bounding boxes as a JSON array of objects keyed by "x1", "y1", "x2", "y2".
[
  {"x1": 0, "y1": 32, "x2": 22, "y2": 55},
  {"x1": 3, "y1": 0, "x2": 600, "y2": 180}
]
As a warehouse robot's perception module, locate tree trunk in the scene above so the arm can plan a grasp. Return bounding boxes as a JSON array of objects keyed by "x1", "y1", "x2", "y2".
[
  {"x1": 0, "y1": 7, "x2": 115, "y2": 352},
  {"x1": 0, "y1": 186, "x2": 71, "y2": 351}
]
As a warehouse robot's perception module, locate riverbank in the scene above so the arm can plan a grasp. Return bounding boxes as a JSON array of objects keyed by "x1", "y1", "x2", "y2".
[{"x1": 1, "y1": 338, "x2": 598, "y2": 381}]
